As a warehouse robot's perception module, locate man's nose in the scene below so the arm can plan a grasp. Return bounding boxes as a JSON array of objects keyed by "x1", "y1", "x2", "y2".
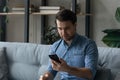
[{"x1": 61, "y1": 30, "x2": 65, "y2": 35}]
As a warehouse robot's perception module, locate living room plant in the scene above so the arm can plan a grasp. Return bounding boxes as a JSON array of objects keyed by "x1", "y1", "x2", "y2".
[
  {"x1": 3, "y1": 0, "x2": 9, "y2": 23},
  {"x1": 102, "y1": 7, "x2": 120, "y2": 48},
  {"x1": 44, "y1": 25, "x2": 60, "y2": 44},
  {"x1": 0, "y1": 0, "x2": 9, "y2": 34}
]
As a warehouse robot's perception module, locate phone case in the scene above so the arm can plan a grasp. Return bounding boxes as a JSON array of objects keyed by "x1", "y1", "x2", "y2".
[{"x1": 49, "y1": 54, "x2": 61, "y2": 63}]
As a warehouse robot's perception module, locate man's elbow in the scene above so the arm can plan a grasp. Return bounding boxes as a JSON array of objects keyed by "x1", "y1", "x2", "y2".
[{"x1": 86, "y1": 69, "x2": 94, "y2": 79}]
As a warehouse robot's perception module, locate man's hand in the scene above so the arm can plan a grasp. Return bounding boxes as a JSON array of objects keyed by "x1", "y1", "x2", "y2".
[
  {"x1": 39, "y1": 75, "x2": 48, "y2": 80},
  {"x1": 39, "y1": 75, "x2": 46, "y2": 80},
  {"x1": 51, "y1": 59, "x2": 93, "y2": 79},
  {"x1": 51, "y1": 58, "x2": 70, "y2": 72},
  {"x1": 39, "y1": 72, "x2": 53, "y2": 80}
]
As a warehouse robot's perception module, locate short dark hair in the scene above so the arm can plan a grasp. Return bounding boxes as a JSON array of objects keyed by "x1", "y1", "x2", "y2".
[{"x1": 55, "y1": 9, "x2": 77, "y2": 24}]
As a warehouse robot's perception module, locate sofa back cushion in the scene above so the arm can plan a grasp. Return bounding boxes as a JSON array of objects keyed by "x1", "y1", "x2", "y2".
[
  {"x1": 0, "y1": 42, "x2": 51, "y2": 80},
  {"x1": 98, "y1": 47, "x2": 120, "y2": 80}
]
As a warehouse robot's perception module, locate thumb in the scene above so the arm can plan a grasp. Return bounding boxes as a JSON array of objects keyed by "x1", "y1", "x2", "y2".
[{"x1": 59, "y1": 58, "x2": 65, "y2": 62}]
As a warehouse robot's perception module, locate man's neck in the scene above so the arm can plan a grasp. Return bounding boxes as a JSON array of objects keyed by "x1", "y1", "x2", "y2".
[
  {"x1": 66, "y1": 40, "x2": 72, "y2": 46},
  {"x1": 65, "y1": 34, "x2": 76, "y2": 46}
]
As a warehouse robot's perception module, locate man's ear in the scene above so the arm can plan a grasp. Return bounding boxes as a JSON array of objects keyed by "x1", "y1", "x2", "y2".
[{"x1": 75, "y1": 23, "x2": 77, "y2": 27}]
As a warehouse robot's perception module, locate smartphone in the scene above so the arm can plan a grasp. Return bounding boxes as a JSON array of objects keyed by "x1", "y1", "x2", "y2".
[{"x1": 49, "y1": 54, "x2": 61, "y2": 63}]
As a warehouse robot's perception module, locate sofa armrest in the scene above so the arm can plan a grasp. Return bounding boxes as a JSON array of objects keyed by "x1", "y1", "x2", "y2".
[{"x1": 94, "y1": 68, "x2": 112, "y2": 80}]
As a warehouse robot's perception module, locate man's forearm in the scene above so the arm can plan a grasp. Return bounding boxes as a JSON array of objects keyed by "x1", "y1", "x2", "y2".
[{"x1": 65, "y1": 66, "x2": 93, "y2": 79}]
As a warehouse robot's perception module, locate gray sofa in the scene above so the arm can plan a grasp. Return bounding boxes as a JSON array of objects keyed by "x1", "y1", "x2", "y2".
[{"x1": 0, "y1": 42, "x2": 120, "y2": 80}]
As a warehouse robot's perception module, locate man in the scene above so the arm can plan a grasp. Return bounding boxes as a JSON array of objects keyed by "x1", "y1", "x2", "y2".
[{"x1": 39, "y1": 9, "x2": 98, "y2": 80}]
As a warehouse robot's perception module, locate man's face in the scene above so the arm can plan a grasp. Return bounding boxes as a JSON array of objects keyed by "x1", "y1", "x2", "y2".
[{"x1": 56, "y1": 20, "x2": 76, "y2": 41}]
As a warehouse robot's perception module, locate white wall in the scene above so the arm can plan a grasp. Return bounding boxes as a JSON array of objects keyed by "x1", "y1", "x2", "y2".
[
  {"x1": 92, "y1": 0, "x2": 120, "y2": 47},
  {"x1": 7, "y1": 0, "x2": 42, "y2": 43},
  {"x1": 6, "y1": 0, "x2": 120, "y2": 46},
  {"x1": 48, "y1": 0, "x2": 120, "y2": 47},
  {"x1": 7, "y1": 15, "x2": 24, "y2": 42}
]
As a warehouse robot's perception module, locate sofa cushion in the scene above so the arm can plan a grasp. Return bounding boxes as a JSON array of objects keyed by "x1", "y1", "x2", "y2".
[
  {"x1": 2, "y1": 42, "x2": 39, "y2": 80},
  {"x1": 94, "y1": 68, "x2": 111, "y2": 80},
  {"x1": 0, "y1": 47, "x2": 8, "y2": 80},
  {"x1": 37, "y1": 45, "x2": 51, "y2": 78},
  {"x1": 0, "y1": 42, "x2": 51, "y2": 80}
]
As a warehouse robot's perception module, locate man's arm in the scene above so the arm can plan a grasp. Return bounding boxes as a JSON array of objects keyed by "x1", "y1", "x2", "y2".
[
  {"x1": 66, "y1": 65, "x2": 93, "y2": 79},
  {"x1": 51, "y1": 59, "x2": 93, "y2": 80},
  {"x1": 39, "y1": 72, "x2": 54, "y2": 80}
]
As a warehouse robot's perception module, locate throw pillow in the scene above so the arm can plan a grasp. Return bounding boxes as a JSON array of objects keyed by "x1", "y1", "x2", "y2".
[
  {"x1": 94, "y1": 68, "x2": 112, "y2": 80},
  {"x1": 115, "y1": 72, "x2": 120, "y2": 80},
  {"x1": 0, "y1": 47, "x2": 8, "y2": 80}
]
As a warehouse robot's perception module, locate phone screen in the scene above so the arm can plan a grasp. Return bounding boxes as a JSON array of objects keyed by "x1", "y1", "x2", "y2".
[{"x1": 49, "y1": 54, "x2": 61, "y2": 63}]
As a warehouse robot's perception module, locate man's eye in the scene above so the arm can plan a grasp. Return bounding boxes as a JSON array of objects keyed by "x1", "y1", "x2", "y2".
[{"x1": 58, "y1": 28, "x2": 62, "y2": 30}]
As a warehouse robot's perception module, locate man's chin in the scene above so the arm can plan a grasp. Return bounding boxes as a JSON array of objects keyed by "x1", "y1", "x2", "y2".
[{"x1": 63, "y1": 37, "x2": 72, "y2": 41}]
